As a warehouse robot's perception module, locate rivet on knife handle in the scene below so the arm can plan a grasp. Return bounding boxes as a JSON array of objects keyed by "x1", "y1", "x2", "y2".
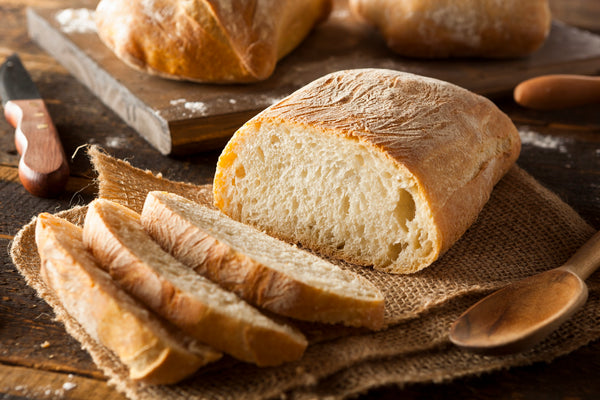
[{"x1": 0, "y1": 53, "x2": 69, "y2": 197}]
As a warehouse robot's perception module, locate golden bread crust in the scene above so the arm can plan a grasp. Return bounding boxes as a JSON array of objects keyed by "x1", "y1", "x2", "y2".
[{"x1": 95, "y1": 0, "x2": 332, "y2": 82}]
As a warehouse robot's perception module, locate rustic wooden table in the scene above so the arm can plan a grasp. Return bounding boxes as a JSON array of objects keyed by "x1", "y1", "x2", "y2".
[{"x1": 1, "y1": 1, "x2": 599, "y2": 399}]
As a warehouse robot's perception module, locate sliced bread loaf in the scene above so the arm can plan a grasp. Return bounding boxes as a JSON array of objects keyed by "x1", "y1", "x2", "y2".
[
  {"x1": 82, "y1": 199, "x2": 307, "y2": 366},
  {"x1": 213, "y1": 69, "x2": 521, "y2": 274},
  {"x1": 35, "y1": 212, "x2": 221, "y2": 384},
  {"x1": 141, "y1": 191, "x2": 385, "y2": 330}
]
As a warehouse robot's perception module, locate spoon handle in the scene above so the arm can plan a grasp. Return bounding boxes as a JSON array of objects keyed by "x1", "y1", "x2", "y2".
[
  {"x1": 514, "y1": 74, "x2": 600, "y2": 110},
  {"x1": 561, "y1": 231, "x2": 600, "y2": 281}
]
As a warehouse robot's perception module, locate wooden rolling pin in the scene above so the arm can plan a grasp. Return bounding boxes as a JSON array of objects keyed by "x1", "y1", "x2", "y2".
[{"x1": 514, "y1": 74, "x2": 600, "y2": 110}]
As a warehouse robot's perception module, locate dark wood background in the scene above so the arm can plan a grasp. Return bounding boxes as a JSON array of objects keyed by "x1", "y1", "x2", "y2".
[
  {"x1": 24, "y1": 0, "x2": 600, "y2": 156},
  {"x1": 1, "y1": 1, "x2": 599, "y2": 399}
]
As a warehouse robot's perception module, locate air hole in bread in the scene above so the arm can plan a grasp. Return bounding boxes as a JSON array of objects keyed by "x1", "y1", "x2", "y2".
[
  {"x1": 354, "y1": 154, "x2": 365, "y2": 167},
  {"x1": 340, "y1": 195, "x2": 350, "y2": 215},
  {"x1": 235, "y1": 165, "x2": 246, "y2": 179},
  {"x1": 255, "y1": 147, "x2": 265, "y2": 163},
  {"x1": 386, "y1": 242, "x2": 407, "y2": 265},
  {"x1": 392, "y1": 189, "x2": 416, "y2": 232}
]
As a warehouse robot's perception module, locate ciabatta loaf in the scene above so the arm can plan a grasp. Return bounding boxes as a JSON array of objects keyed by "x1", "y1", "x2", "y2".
[
  {"x1": 83, "y1": 199, "x2": 307, "y2": 366},
  {"x1": 213, "y1": 69, "x2": 521, "y2": 274},
  {"x1": 95, "y1": 0, "x2": 331, "y2": 82},
  {"x1": 141, "y1": 191, "x2": 385, "y2": 330},
  {"x1": 349, "y1": 0, "x2": 551, "y2": 58},
  {"x1": 35, "y1": 213, "x2": 221, "y2": 384}
]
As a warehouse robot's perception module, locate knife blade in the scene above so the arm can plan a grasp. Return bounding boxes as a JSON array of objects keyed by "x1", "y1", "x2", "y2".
[{"x1": 0, "y1": 53, "x2": 69, "y2": 197}]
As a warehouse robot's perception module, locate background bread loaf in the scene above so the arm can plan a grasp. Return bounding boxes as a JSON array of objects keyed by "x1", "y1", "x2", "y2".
[
  {"x1": 213, "y1": 68, "x2": 521, "y2": 274},
  {"x1": 95, "y1": 0, "x2": 332, "y2": 82},
  {"x1": 349, "y1": 0, "x2": 552, "y2": 58}
]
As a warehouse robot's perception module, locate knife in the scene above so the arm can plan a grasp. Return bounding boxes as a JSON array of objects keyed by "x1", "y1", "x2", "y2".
[{"x1": 0, "y1": 53, "x2": 69, "y2": 197}]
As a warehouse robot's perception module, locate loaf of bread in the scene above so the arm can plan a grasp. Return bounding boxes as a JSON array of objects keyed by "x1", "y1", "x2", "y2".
[
  {"x1": 349, "y1": 0, "x2": 551, "y2": 58},
  {"x1": 141, "y1": 191, "x2": 385, "y2": 330},
  {"x1": 94, "y1": 0, "x2": 331, "y2": 82},
  {"x1": 213, "y1": 69, "x2": 521, "y2": 274},
  {"x1": 83, "y1": 199, "x2": 307, "y2": 366},
  {"x1": 35, "y1": 212, "x2": 221, "y2": 384}
]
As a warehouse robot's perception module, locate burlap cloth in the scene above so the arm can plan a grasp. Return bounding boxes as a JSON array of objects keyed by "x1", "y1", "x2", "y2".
[{"x1": 10, "y1": 146, "x2": 599, "y2": 400}]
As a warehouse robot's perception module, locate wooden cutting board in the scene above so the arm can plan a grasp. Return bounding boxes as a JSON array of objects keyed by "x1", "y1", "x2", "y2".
[{"x1": 28, "y1": 0, "x2": 600, "y2": 155}]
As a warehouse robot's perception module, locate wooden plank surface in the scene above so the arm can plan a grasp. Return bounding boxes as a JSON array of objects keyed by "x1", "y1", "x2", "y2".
[
  {"x1": 0, "y1": 363, "x2": 125, "y2": 400},
  {"x1": 28, "y1": 0, "x2": 600, "y2": 155},
  {"x1": 1, "y1": 1, "x2": 600, "y2": 399}
]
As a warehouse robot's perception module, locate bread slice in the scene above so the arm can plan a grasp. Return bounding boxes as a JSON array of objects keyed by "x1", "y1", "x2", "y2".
[
  {"x1": 141, "y1": 191, "x2": 385, "y2": 330},
  {"x1": 213, "y1": 68, "x2": 521, "y2": 274},
  {"x1": 82, "y1": 199, "x2": 307, "y2": 366},
  {"x1": 35, "y1": 212, "x2": 221, "y2": 384}
]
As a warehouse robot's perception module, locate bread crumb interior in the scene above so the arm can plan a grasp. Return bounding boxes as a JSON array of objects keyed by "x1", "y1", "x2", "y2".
[{"x1": 219, "y1": 123, "x2": 435, "y2": 271}]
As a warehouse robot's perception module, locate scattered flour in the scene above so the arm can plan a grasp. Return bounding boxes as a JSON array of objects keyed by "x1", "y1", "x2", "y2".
[
  {"x1": 169, "y1": 98, "x2": 208, "y2": 115},
  {"x1": 62, "y1": 382, "x2": 77, "y2": 391},
  {"x1": 425, "y1": 5, "x2": 481, "y2": 47},
  {"x1": 258, "y1": 94, "x2": 286, "y2": 106},
  {"x1": 55, "y1": 8, "x2": 96, "y2": 34},
  {"x1": 166, "y1": 95, "x2": 283, "y2": 118},
  {"x1": 105, "y1": 136, "x2": 129, "y2": 149},
  {"x1": 141, "y1": 0, "x2": 175, "y2": 23},
  {"x1": 518, "y1": 128, "x2": 570, "y2": 153},
  {"x1": 184, "y1": 101, "x2": 208, "y2": 114}
]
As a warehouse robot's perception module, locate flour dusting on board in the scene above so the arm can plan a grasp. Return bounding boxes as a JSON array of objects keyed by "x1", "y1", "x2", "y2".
[
  {"x1": 55, "y1": 9, "x2": 96, "y2": 34},
  {"x1": 164, "y1": 94, "x2": 285, "y2": 119},
  {"x1": 168, "y1": 98, "x2": 208, "y2": 116},
  {"x1": 62, "y1": 382, "x2": 77, "y2": 391},
  {"x1": 184, "y1": 102, "x2": 208, "y2": 114}
]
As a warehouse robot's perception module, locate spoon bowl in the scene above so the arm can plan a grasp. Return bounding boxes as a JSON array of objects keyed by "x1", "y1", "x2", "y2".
[
  {"x1": 450, "y1": 268, "x2": 588, "y2": 355},
  {"x1": 450, "y1": 231, "x2": 600, "y2": 355}
]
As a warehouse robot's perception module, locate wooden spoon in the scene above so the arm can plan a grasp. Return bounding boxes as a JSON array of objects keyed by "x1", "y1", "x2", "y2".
[
  {"x1": 449, "y1": 230, "x2": 600, "y2": 355},
  {"x1": 514, "y1": 74, "x2": 600, "y2": 110}
]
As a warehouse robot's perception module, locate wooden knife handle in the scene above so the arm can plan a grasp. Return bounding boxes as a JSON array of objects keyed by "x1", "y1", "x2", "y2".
[
  {"x1": 4, "y1": 99, "x2": 69, "y2": 197},
  {"x1": 514, "y1": 74, "x2": 600, "y2": 110}
]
